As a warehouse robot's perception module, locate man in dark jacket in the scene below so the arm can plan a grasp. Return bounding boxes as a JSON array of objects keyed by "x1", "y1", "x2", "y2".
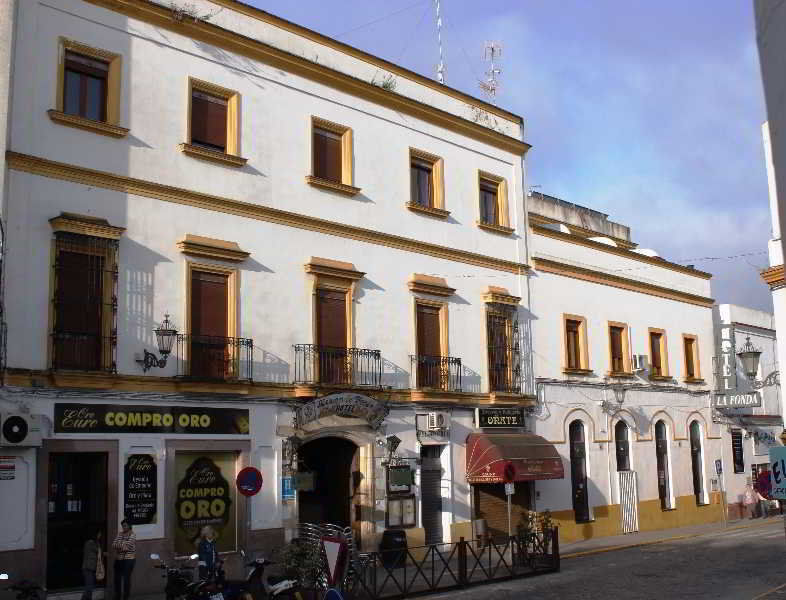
[{"x1": 81, "y1": 529, "x2": 102, "y2": 600}]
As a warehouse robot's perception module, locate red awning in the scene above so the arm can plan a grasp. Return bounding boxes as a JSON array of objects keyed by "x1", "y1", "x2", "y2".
[{"x1": 466, "y1": 432, "x2": 564, "y2": 484}]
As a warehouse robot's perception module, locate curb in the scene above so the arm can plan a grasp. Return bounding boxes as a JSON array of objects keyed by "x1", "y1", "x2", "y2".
[{"x1": 561, "y1": 517, "x2": 779, "y2": 560}]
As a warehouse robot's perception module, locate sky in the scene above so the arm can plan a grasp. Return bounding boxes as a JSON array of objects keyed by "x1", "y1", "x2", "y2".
[{"x1": 248, "y1": 0, "x2": 773, "y2": 311}]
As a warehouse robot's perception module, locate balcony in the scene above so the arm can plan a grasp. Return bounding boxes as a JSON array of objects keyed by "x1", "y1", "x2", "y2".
[
  {"x1": 176, "y1": 334, "x2": 253, "y2": 381},
  {"x1": 293, "y1": 344, "x2": 382, "y2": 388},
  {"x1": 410, "y1": 354, "x2": 462, "y2": 392},
  {"x1": 51, "y1": 331, "x2": 116, "y2": 373}
]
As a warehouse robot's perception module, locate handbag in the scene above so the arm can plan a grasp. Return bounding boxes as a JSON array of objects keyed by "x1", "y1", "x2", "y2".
[{"x1": 95, "y1": 549, "x2": 105, "y2": 582}]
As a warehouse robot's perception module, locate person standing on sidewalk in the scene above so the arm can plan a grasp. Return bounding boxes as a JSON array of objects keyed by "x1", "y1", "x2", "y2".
[
  {"x1": 81, "y1": 529, "x2": 102, "y2": 600},
  {"x1": 112, "y1": 519, "x2": 136, "y2": 600}
]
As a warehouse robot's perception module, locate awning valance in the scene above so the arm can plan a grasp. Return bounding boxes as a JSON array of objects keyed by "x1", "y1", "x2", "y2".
[{"x1": 466, "y1": 432, "x2": 564, "y2": 484}]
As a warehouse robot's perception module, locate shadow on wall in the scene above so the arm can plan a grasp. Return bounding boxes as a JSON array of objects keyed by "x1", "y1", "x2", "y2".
[
  {"x1": 252, "y1": 348, "x2": 290, "y2": 383},
  {"x1": 462, "y1": 365, "x2": 482, "y2": 393},
  {"x1": 382, "y1": 358, "x2": 409, "y2": 389}
]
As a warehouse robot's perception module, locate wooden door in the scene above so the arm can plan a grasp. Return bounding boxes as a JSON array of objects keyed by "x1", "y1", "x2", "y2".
[
  {"x1": 416, "y1": 304, "x2": 442, "y2": 388},
  {"x1": 569, "y1": 421, "x2": 590, "y2": 522},
  {"x1": 191, "y1": 270, "x2": 229, "y2": 378},
  {"x1": 316, "y1": 289, "x2": 347, "y2": 384}
]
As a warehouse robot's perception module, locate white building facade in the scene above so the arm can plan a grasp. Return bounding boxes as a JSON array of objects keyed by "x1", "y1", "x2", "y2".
[
  {"x1": 0, "y1": 0, "x2": 540, "y2": 592},
  {"x1": 526, "y1": 193, "x2": 724, "y2": 543}
]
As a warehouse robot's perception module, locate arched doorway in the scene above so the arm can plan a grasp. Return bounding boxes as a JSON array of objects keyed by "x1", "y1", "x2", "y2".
[
  {"x1": 297, "y1": 436, "x2": 360, "y2": 529},
  {"x1": 569, "y1": 420, "x2": 590, "y2": 523},
  {"x1": 689, "y1": 421, "x2": 706, "y2": 505},
  {"x1": 615, "y1": 421, "x2": 630, "y2": 471},
  {"x1": 655, "y1": 420, "x2": 673, "y2": 509}
]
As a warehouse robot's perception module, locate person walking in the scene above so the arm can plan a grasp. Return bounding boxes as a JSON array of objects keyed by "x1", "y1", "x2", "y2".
[
  {"x1": 112, "y1": 519, "x2": 136, "y2": 600},
  {"x1": 195, "y1": 525, "x2": 218, "y2": 581},
  {"x1": 81, "y1": 529, "x2": 102, "y2": 600}
]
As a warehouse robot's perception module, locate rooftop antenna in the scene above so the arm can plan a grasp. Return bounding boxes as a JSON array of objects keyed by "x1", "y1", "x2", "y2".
[
  {"x1": 479, "y1": 41, "x2": 502, "y2": 104},
  {"x1": 434, "y1": 0, "x2": 445, "y2": 84}
]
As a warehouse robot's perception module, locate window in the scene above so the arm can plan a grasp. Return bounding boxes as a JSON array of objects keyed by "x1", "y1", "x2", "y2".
[
  {"x1": 682, "y1": 334, "x2": 702, "y2": 381},
  {"x1": 306, "y1": 117, "x2": 359, "y2": 195},
  {"x1": 415, "y1": 301, "x2": 446, "y2": 389},
  {"x1": 563, "y1": 314, "x2": 589, "y2": 372},
  {"x1": 50, "y1": 38, "x2": 126, "y2": 137},
  {"x1": 185, "y1": 262, "x2": 239, "y2": 379},
  {"x1": 689, "y1": 421, "x2": 707, "y2": 505},
  {"x1": 407, "y1": 149, "x2": 446, "y2": 216},
  {"x1": 655, "y1": 421, "x2": 673, "y2": 510},
  {"x1": 64, "y1": 51, "x2": 108, "y2": 122},
  {"x1": 648, "y1": 328, "x2": 669, "y2": 378},
  {"x1": 49, "y1": 214, "x2": 124, "y2": 373},
  {"x1": 486, "y1": 305, "x2": 520, "y2": 393},
  {"x1": 731, "y1": 429, "x2": 745, "y2": 474},
  {"x1": 476, "y1": 171, "x2": 511, "y2": 233},
  {"x1": 607, "y1": 322, "x2": 631, "y2": 374},
  {"x1": 180, "y1": 78, "x2": 245, "y2": 166},
  {"x1": 569, "y1": 420, "x2": 591, "y2": 523},
  {"x1": 615, "y1": 421, "x2": 630, "y2": 471}
]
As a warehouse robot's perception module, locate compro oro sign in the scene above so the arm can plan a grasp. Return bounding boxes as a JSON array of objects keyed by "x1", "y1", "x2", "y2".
[
  {"x1": 712, "y1": 392, "x2": 761, "y2": 408},
  {"x1": 174, "y1": 453, "x2": 237, "y2": 555}
]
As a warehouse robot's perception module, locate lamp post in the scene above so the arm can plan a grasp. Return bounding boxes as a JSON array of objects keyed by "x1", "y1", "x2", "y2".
[{"x1": 137, "y1": 314, "x2": 178, "y2": 372}]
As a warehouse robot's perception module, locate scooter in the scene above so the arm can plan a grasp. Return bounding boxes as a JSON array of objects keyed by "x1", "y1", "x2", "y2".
[
  {"x1": 211, "y1": 552, "x2": 297, "y2": 600},
  {"x1": 0, "y1": 574, "x2": 46, "y2": 600},
  {"x1": 150, "y1": 553, "x2": 201, "y2": 600}
]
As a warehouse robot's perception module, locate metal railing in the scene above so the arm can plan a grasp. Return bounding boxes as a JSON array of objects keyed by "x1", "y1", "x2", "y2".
[
  {"x1": 344, "y1": 530, "x2": 559, "y2": 599},
  {"x1": 51, "y1": 331, "x2": 116, "y2": 373},
  {"x1": 293, "y1": 344, "x2": 382, "y2": 387},
  {"x1": 175, "y1": 334, "x2": 253, "y2": 381},
  {"x1": 410, "y1": 354, "x2": 462, "y2": 391}
]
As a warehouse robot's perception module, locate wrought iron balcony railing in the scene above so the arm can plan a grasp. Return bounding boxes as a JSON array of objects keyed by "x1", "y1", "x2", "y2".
[
  {"x1": 410, "y1": 354, "x2": 462, "y2": 392},
  {"x1": 293, "y1": 344, "x2": 382, "y2": 387},
  {"x1": 51, "y1": 331, "x2": 117, "y2": 373},
  {"x1": 176, "y1": 334, "x2": 253, "y2": 381}
]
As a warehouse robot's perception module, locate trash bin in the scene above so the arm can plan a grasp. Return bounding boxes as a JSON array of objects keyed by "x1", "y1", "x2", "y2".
[{"x1": 379, "y1": 529, "x2": 408, "y2": 569}]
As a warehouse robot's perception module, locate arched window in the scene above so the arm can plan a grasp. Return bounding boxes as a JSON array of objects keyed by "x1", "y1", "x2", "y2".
[
  {"x1": 655, "y1": 420, "x2": 673, "y2": 509},
  {"x1": 615, "y1": 420, "x2": 630, "y2": 471},
  {"x1": 689, "y1": 420, "x2": 706, "y2": 505},
  {"x1": 569, "y1": 420, "x2": 590, "y2": 522}
]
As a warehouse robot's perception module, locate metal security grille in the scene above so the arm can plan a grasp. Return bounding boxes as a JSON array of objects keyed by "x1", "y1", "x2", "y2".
[
  {"x1": 420, "y1": 445, "x2": 443, "y2": 545},
  {"x1": 51, "y1": 232, "x2": 118, "y2": 372},
  {"x1": 619, "y1": 470, "x2": 639, "y2": 534},
  {"x1": 486, "y1": 305, "x2": 521, "y2": 393}
]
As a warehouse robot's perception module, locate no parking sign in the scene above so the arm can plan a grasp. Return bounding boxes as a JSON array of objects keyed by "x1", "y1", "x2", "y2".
[{"x1": 236, "y1": 467, "x2": 263, "y2": 497}]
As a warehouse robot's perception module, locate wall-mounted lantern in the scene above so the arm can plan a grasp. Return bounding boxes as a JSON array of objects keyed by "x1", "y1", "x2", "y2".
[{"x1": 137, "y1": 314, "x2": 178, "y2": 372}]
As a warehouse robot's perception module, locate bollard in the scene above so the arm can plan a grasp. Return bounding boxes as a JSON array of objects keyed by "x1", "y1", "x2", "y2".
[{"x1": 458, "y1": 536, "x2": 468, "y2": 587}]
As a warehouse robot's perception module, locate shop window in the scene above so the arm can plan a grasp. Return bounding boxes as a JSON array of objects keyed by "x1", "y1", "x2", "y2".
[
  {"x1": 731, "y1": 429, "x2": 745, "y2": 474},
  {"x1": 476, "y1": 171, "x2": 511, "y2": 233},
  {"x1": 49, "y1": 214, "x2": 124, "y2": 373},
  {"x1": 50, "y1": 38, "x2": 126, "y2": 137},
  {"x1": 655, "y1": 420, "x2": 673, "y2": 509},
  {"x1": 563, "y1": 314, "x2": 589, "y2": 372},
  {"x1": 682, "y1": 334, "x2": 702, "y2": 381},
  {"x1": 608, "y1": 322, "x2": 631, "y2": 374},
  {"x1": 569, "y1": 420, "x2": 591, "y2": 523},
  {"x1": 649, "y1": 328, "x2": 669, "y2": 378},
  {"x1": 689, "y1": 420, "x2": 707, "y2": 505},
  {"x1": 615, "y1": 421, "x2": 630, "y2": 471}
]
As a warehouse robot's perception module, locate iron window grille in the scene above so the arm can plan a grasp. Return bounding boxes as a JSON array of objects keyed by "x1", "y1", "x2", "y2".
[
  {"x1": 51, "y1": 232, "x2": 118, "y2": 373},
  {"x1": 486, "y1": 304, "x2": 522, "y2": 394},
  {"x1": 410, "y1": 354, "x2": 462, "y2": 392}
]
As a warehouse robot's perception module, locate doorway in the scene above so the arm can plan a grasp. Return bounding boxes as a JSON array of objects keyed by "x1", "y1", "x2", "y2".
[
  {"x1": 569, "y1": 420, "x2": 590, "y2": 523},
  {"x1": 297, "y1": 437, "x2": 361, "y2": 539},
  {"x1": 420, "y1": 445, "x2": 443, "y2": 544},
  {"x1": 47, "y1": 452, "x2": 108, "y2": 590}
]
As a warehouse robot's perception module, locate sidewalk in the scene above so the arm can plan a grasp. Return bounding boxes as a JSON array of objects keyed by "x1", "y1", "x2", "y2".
[{"x1": 560, "y1": 515, "x2": 782, "y2": 559}]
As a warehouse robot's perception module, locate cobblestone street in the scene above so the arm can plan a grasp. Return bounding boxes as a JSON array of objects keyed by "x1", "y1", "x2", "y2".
[{"x1": 427, "y1": 520, "x2": 786, "y2": 600}]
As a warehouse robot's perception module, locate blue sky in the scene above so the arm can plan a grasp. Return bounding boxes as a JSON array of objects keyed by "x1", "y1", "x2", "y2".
[{"x1": 249, "y1": 0, "x2": 772, "y2": 311}]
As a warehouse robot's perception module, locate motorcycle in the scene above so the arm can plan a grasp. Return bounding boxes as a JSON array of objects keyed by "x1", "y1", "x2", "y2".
[
  {"x1": 209, "y1": 551, "x2": 297, "y2": 600},
  {"x1": 150, "y1": 553, "x2": 201, "y2": 600},
  {"x1": 0, "y1": 574, "x2": 46, "y2": 600}
]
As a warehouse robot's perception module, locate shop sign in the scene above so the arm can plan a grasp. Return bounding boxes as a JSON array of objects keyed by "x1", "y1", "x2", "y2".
[
  {"x1": 293, "y1": 393, "x2": 388, "y2": 430},
  {"x1": 475, "y1": 408, "x2": 525, "y2": 428},
  {"x1": 123, "y1": 454, "x2": 157, "y2": 525},
  {"x1": 54, "y1": 404, "x2": 250, "y2": 435},
  {"x1": 236, "y1": 467, "x2": 263, "y2": 497},
  {"x1": 769, "y1": 447, "x2": 786, "y2": 500},
  {"x1": 754, "y1": 428, "x2": 780, "y2": 456},
  {"x1": 715, "y1": 325, "x2": 737, "y2": 393},
  {"x1": 712, "y1": 392, "x2": 761, "y2": 408},
  {"x1": 174, "y1": 454, "x2": 236, "y2": 555}
]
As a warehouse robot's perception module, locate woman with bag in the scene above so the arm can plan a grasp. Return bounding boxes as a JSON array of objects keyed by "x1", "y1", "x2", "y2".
[
  {"x1": 81, "y1": 529, "x2": 102, "y2": 600},
  {"x1": 112, "y1": 519, "x2": 136, "y2": 600}
]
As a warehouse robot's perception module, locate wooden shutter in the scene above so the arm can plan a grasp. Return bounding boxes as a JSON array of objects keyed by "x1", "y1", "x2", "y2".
[
  {"x1": 411, "y1": 160, "x2": 433, "y2": 207},
  {"x1": 313, "y1": 128, "x2": 342, "y2": 182},
  {"x1": 684, "y1": 338, "x2": 695, "y2": 378},
  {"x1": 316, "y1": 289, "x2": 347, "y2": 348},
  {"x1": 480, "y1": 180, "x2": 498, "y2": 225},
  {"x1": 650, "y1": 333, "x2": 662, "y2": 375},
  {"x1": 566, "y1": 320, "x2": 580, "y2": 370},
  {"x1": 417, "y1": 304, "x2": 441, "y2": 357},
  {"x1": 191, "y1": 271, "x2": 228, "y2": 337},
  {"x1": 192, "y1": 91, "x2": 227, "y2": 151},
  {"x1": 610, "y1": 326, "x2": 623, "y2": 372}
]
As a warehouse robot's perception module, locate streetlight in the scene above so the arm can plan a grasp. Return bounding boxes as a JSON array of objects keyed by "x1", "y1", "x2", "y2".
[
  {"x1": 137, "y1": 314, "x2": 178, "y2": 372},
  {"x1": 736, "y1": 336, "x2": 763, "y2": 380}
]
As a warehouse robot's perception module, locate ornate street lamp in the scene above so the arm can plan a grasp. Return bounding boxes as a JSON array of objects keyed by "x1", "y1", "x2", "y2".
[
  {"x1": 736, "y1": 336, "x2": 763, "y2": 381},
  {"x1": 137, "y1": 314, "x2": 178, "y2": 372}
]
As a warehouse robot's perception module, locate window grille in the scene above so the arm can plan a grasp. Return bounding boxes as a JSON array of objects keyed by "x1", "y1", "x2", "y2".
[
  {"x1": 486, "y1": 304, "x2": 522, "y2": 393},
  {"x1": 51, "y1": 232, "x2": 118, "y2": 372}
]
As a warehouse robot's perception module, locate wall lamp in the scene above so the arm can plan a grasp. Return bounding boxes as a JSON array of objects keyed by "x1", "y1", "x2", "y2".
[{"x1": 137, "y1": 314, "x2": 178, "y2": 372}]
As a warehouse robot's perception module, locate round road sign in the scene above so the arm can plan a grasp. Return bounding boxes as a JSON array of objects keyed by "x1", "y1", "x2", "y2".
[{"x1": 236, "y1": 466, "x2": 263, "y2": 497}]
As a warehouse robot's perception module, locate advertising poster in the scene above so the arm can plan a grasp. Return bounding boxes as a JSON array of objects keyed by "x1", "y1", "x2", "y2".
[
  {"x1": 124, "y1": 454, "x2": 157, "y2": 525},
  {"x1": 174, "y1": 453, "x2": 237, "y2": 555}
]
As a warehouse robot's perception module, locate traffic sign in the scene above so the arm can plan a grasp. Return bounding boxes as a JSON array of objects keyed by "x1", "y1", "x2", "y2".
[
  {"x1": 770, "y1": 447, "x2": 786, "y2": 500},
  {"x1": 236, "y1": 467, "x2": 263, "y2": 497},
  {"x1": 715, "y1": 459, "x2": 722, "y2": 475},
  {"x1": 505, "y1": 482, "x2": 515, "y2": 496}
]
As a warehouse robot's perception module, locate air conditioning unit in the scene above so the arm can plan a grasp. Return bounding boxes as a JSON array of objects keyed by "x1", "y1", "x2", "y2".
[
  {"x1": 632, "y1": 354, "x2": 648, "y2": 372},
  {"x1": 0, "y1": 413, "x2": 43, "y2": 447},
  {"x1": 427, "y1": 412, "x2": 448, "y2": 430}
]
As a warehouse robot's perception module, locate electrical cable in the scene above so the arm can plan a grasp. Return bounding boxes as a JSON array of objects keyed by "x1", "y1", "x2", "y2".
[{"x1": 334, "y1": 0, "x2": 429, "y2": 39}]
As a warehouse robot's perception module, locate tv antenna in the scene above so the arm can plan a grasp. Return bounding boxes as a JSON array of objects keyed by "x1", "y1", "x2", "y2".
[
  {"x1": 434, "y1": 0, "x2": 445, "y2": 84},
  {"x1": 479, "y1": 41, "x2": 502, "y2": 103}
]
